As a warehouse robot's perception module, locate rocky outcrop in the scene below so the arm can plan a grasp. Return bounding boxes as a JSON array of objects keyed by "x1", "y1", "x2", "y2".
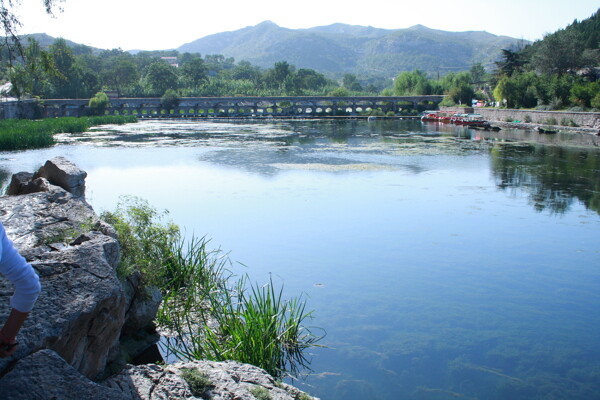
[
  {"x1": 0, "y1": 158, "x2": 317, "y2": 400},
  {"x1": 0, "y1": 349, "x2": 314, "y2": 400},
  {"x1": 0, "y1": 349, "x2": 126, "y2": 400},
  {"x1": 0, "y1": 166, "x2": 126, "y2": 380},
  {"x1": 106, "y1": 360, "x2": 312, "y2": 400}
]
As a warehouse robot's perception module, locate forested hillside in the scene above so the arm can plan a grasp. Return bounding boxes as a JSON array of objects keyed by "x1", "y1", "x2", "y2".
[
  {"x1": 177, "y1": 21, "x2": 523, "y2": 78},
  {"x1": 490, "y1": 8, "x2": 600, "y2": 109}
]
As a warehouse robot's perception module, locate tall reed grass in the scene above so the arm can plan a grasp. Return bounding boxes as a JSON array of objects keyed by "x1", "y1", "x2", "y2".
[
  {"x1": 0, "y1": 115, "x2": 137, "y2": 151},
  {"x1": 101, "y1": 196, "x2": 323, "y2": 379}
]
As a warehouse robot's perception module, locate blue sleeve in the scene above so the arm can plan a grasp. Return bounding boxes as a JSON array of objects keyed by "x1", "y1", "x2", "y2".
[{"x1": 0, "y1": 222, "x2": 41, "y2": 312}]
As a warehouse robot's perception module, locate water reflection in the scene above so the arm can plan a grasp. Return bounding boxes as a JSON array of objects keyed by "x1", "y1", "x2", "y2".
[{"x1": 490, "y1": 143, "x2": 600, "y2": 215}]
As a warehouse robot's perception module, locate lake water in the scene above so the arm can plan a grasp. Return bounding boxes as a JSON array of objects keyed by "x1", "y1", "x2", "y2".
[{"x1": 1, "y1": 119, "x2": 599, "y2": 400}]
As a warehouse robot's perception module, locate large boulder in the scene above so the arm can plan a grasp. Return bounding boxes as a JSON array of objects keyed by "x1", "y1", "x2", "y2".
[
  {"x1": 0, "y1": 349, "x2": 127, "y2": 400},
  {"x1": 33, "y1": 156, "x2": 87, "y2": 197},
  {"x1": 0, "y1": 186, "x2": 126, "y2": 379}
]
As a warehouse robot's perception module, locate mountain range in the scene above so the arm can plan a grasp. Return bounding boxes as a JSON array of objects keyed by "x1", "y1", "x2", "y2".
[
  {"x1": 177, "y1": 21, "x2": 526, "y2": 77},
  {"x1": 20, "y1": 21, "x2": 526, "y2": 79}
]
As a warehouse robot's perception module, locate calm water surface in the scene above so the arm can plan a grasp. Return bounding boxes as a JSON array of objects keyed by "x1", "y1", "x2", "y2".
[{"x1": 1, "y1": 119, "x2": 599, "y2": 400}]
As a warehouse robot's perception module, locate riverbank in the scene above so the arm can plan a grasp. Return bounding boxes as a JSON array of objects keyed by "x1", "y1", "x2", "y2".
[{"x1": 441, "y1": 106, "x2": 600, "y2": 135}]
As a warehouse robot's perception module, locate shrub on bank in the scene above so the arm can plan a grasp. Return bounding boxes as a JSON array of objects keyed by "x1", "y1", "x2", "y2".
[{"x1": 101, "y1": 196, "x2": 323, "y2": 379}]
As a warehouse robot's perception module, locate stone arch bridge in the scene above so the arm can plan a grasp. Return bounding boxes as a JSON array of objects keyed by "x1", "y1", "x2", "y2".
[
  {"x1": 42, "y1": 95, "x2": 445, "y2": 118},
  {"x1": 3, "y1": 95, "x2": 445, "y2": 119}
]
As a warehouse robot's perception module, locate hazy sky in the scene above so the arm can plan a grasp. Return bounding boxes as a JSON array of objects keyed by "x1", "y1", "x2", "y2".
[{"x1": 16, "y1": 0, "x2": 600, "y2": 51}]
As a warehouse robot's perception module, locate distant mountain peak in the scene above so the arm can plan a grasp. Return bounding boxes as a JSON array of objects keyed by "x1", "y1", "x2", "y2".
[
  {"x1": 408, "y1": 24, "x2": 430, "y2": 30},
  {"x1": 256, "y1": 20, "x2": 278, "y2": 27}
]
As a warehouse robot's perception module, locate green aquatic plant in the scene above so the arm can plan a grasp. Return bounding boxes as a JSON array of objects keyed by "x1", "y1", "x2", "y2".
[
  {"x1": 0, "y1": 115, "x2": 137, "y2": 151},
  {"x1": 104, "y1": 195, "x2": 323, "y2": 380},
  {"x1": 173, "y1": 274, "x2": 323, "y2": 379}
]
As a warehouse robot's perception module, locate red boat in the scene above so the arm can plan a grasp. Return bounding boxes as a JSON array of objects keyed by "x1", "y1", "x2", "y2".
[{"x1": 421, "y1": 111, "x2": 487, "y2": 126}]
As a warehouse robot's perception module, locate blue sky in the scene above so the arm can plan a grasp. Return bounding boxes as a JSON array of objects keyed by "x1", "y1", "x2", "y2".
[{"x1": 17, "y1": 0, "x2": 600, "y2": 50}]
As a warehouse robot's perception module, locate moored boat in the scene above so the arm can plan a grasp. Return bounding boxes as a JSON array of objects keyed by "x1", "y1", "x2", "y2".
[{"x1": 421, "y1": 111, "x2": 489, "y2": 126}]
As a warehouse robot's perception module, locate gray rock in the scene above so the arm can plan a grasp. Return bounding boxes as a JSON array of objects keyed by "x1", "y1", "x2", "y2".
[
  {"x1": 122, "y1": 271, "x2": 162, "y2": 337},
  {"x1": 105, "y1": 360, "x2": 317, "y2": 400},
  {"x1": 0, "y1": 349, "x2": 127, "y2": 400},
  {"x1": 34, "y1": 156, "x2": 87, "y2": 197},
  {"x1": 6, "y1": 171, "x2": 50, "y2": 195},
  {"x1": 0, "y1": 180, "x2": 126, "y2": 380}
]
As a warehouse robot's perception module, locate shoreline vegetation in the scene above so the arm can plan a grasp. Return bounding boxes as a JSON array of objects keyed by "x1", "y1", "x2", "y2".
[
  {"x1": 0, "y1": 115, "x2": 137, "y2": 151},
  {"x1": 100, "y1": 196, "x2": 323, "y2": 380}
]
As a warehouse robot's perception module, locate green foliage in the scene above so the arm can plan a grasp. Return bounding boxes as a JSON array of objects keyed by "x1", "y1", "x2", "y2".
[
  {"x1": 249, "y1": 386, "x2": 272, "y2": 400},
  {"x1": 495, "y1": 48, "x2": 527, "y2": 78},
  {"x1": 88, "y1": 92, "x2": 110, "y2": 116},
  {"x1": 181, "y1": 368, "x2": 212, "y2": 397},
  {"x1": 393, "y1": 70, "x2": 432, "y2": 95},
  {"x1": 342, "y1": 74, "x2": 362, "y2": 91},
  {"x1": 328, "y1": 87, "x2": 350, "y2": 97},
  {"x1": 161, "y1": 89, "x2": 180, "y2": 110},
  {"x1": 104, "y1": 196, "x2": 323, "y2": 379},
  {"x1": 161, "y1": 269, "x2": 323, "y2": 379},
  {"x1": 591, "y1": 92, "x2": 600, "y2": 109},
  {"x1": 569, "y1": 82, "x2": 600, "y2": 108},
  {"x1": 179, "y1": 57, "x2": 208, "y2": 88},
  {"x1": 99, "y1": 196, "x2": 179, "y2": 282},
  {"x1": 485, "y1": 9, "x2": 600, "y2": 110},
  {"x1": 142, "y1": 61, "x2": 178, "y2": 96},
  {"x1": 42, "y1": 218, "x2": 95, "y2": 246},
  {"x1": 0, "y1": 115, "x2": 136, "y2": 151}
]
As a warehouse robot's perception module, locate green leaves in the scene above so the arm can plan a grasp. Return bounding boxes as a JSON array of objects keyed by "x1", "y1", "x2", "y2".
[{"x1": 104, "y1": 196, "x2": 323, "y2": 379}]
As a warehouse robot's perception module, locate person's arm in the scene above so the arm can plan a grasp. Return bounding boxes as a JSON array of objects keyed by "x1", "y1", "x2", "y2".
[
  {"x1": 0, "y1": 223, "x2": 41, "y2": 358},
  {"x1": 0, "y1": 308, "x2": 28, "y2": 357}
]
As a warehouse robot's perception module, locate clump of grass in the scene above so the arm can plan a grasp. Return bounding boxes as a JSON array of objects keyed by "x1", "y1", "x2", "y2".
[
  {"x1": 249, "y1": 386, "x2": 272, "y2": 400},
  {"x1": 560, "y1": 118, "x2": 579, "y2": 127},
  {"x1": 104, "y1": 196, "x2": 323, "y2": 379},
  {"x1": 172, "y1": 274, "x2": 322, "y2": 379},
  {"x1": 41, "y1": 218, "x2": 96, "y2": 246},
  {"x1": 0, "y1": 115, "x2": 137, "y2": 151},
  {"x1": 181, "y1": 368, "x2": 212, "y2": 397}
]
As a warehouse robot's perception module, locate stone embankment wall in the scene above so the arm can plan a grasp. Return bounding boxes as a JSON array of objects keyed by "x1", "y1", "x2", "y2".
[
  {"x1": 0, "y1": 158, "x2": 317, "y2": 400},
  {"x1": 441, "y1": 107, "x2": 600, "y2": 130}
]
